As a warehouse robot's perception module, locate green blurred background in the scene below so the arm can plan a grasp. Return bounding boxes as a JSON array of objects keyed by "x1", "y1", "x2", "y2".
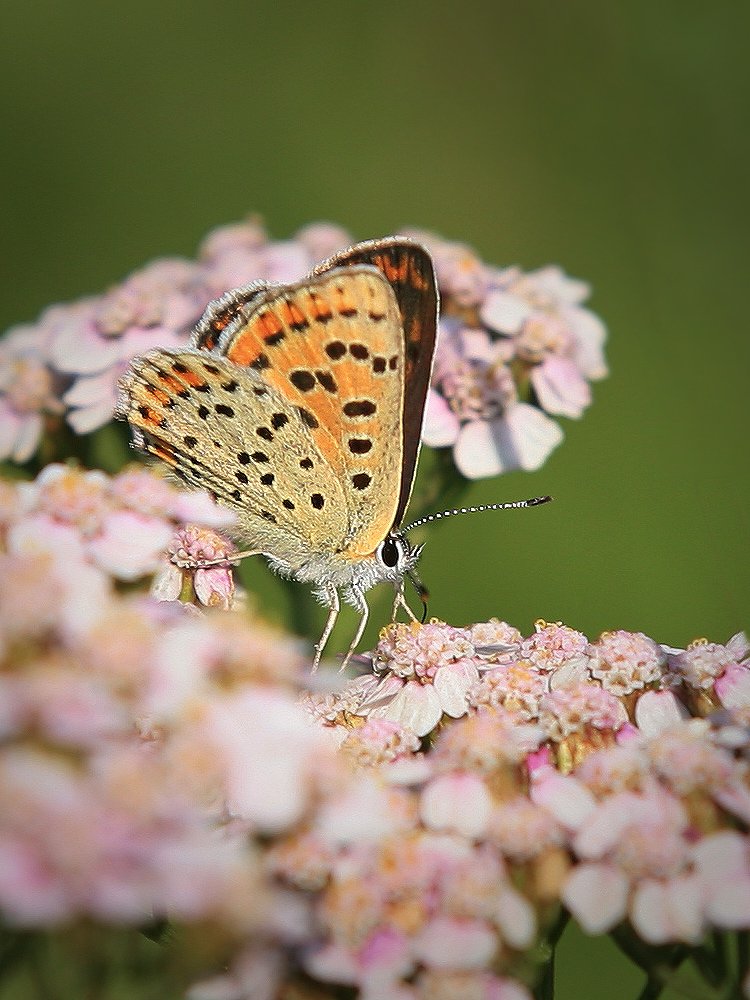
[{"x1": 1, "y1": 2, "x2": 747, "y2": 994}]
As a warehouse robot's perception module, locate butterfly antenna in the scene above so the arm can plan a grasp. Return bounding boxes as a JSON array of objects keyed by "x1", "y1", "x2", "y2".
[{"x1": 402, "y1": 495, "x2": 552, "y2": 534}]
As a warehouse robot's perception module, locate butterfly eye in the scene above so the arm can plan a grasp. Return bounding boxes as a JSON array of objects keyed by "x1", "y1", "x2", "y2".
[{"x1": 377, "y1": 535, "x2": 405, "y2": 569}]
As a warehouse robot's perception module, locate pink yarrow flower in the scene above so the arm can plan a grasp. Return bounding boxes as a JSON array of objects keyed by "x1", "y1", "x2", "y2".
[
  {"x1": 3, "y1": 463, "x2": 235, "y2": 590},
  {"x1": 355, "y1": 620, "x2": 481, "y2": 737},
  {"x1": 0, "y1": 319, "x2": 65, "y2": 461},
  {"x1": 2, "y1": 221, "x2": 605, "y2": 487},
  {"x1": 417, "y1": 232, "x2": 607, "y2": 480}
]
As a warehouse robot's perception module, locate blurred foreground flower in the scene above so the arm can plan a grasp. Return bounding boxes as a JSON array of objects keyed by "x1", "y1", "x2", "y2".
[
  {"x1": 1, "y1": 219, "x2": 606, "y2": 481},
  {"x1": 0, "y1": 469, "x2": 748, "y2": 1000}
]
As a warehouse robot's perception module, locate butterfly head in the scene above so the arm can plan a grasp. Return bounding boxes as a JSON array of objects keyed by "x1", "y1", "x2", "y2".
[
  {"x1": 375, "y1": 532, "x2": 423, "y2": 584},
  {"x1": 317, "y1": 531, "x2": 421, "y2": 596}
]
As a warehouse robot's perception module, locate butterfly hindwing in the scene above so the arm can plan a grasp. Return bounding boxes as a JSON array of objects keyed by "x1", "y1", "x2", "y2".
[{"x1": 116, "y1": 349, "x2": 350, "y2": 562}]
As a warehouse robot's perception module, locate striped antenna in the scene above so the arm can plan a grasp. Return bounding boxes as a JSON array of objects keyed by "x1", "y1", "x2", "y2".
[{"x1": 402, "y1": 495, "x2": 552, "y2": 534}]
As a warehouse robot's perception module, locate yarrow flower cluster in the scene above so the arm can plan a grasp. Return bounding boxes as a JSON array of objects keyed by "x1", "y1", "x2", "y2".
[
  {"x1": 407, "y1": 230, "x2": 607, "y2": 478},
  {"x1": 0, "y1": 219, "x2": 606, "y2": 480},
  {"x1": 1, "y1": 468, "x2": 749, "y2": 997}
]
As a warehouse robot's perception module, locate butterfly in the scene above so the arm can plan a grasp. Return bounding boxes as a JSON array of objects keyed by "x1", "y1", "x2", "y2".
[{"x1": 116, "y1": 238, "x2": 440, "y2": 668}]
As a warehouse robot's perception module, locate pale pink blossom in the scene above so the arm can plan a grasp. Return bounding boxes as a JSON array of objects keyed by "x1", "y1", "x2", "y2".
[
  {"x1": 469, "y1": 663, "x2": 546, "y2": 719},
  {"x1": 188, "y1": 944, "x2": 285, "y2": 1000},
  {"x1": 420, "y1": 773, "x2": 493, "y2": 839},
  {"x1": 468, "y1": 619, "x2": 523, "y2": 655},
  {"x1": 561, "y1": 862, "x2": 629, "y2": 934},
  {"x1": 575, "y1": 744, "x2": 650, "y2": 796},
  {"x1": 412, "y1": 916, "x2": 497, "y2": 969},
  {"x1": 87, "y1": 509, "x2": 174, "y2": 579},
  {"x1": 715, "y1": 662, "x2": 750, "y2": 721},
  {"x1": 3, "y1": 465, "x2": 236, "y2": 598},
  {"x1": 633, "y1": 689, "x2": 687, "y2": 736},
  {"x1": 668, "y1": 637, "x2": 741, "y2": 689},
  {"x1": 487, "y1": 796, "x2": 566, "y2": 862},
  {"x1": 51, "y1": 288, "x2": 191, "y2": 434},
  {"x1": 432, "y1": 709, "x2": 543, "y2": 775},
  {"x1": 295, "y1": 221, "x2": 353, "y2": 263},
  {"x1": 692, "y1": 831, "x2": 750, "y2": 929},
  {"x1": 519, "y1": 621, "x2": 591, "y2": 676},
  {"x1": 0, "y1": 321, "x2": 64, "y2": 461},
  {"x1": 316, "y1": 780, "x2": 415, "y2": 846},
  {"x1": 423, "y1": 319, "x2": 567, "y2": 478},
  {"x1": 152, "y1": 525, "x2": 238, "y2": 609},
  {"x1": 200, "y1": 687, "x2": 330, "y2": 831},
  {"x1": 530, "y1": 767, "x2": 597, "y2": 831},
  {"x1": 452, "y1": 404, "x2": 564, "y2": 478},
  {"x1": 562, "y1": 788, "x2": 709, "y2": 943},
  {"x1": 537, "y1": 683, "x2": 629, "y2": 746},
  {"x1": 412, "y1": 971, "x2": 533, "y2": 1000},
  {"x1": 339, "y1": 719, "x2": 421, "y2": 768},
  {"x1": 630, "y1": 873, "x2": 704, "y2": 944},
  {"x1": 416, "y1": 252, "x2": 610, "y2": 482},
  {"x1": 529, "y1": 355, "x2": 592, "y2": 418},
  {"x1": 589, "y1": 630, "x2": 666, "y2": 695},
  {"x1": 305, "y1": 929, "x2": 413, "y2": 991},
  {"x1": 356, "y1": 622, "x2": 480, "y2": 736}
]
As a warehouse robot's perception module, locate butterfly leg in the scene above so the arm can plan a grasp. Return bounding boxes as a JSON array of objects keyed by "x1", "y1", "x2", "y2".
[
  {"x1": 185, "y1": 548, "x2": 263, "y2": 569},
  {"x1": 312, "y1": 583, "x2": 340, "y2": 671},
  {"x1": 339, "y1": 585, "x2": 370, "y2": 673},
  {"x1": 392, "y1": 587, "x2": 420, "y2": 623}
]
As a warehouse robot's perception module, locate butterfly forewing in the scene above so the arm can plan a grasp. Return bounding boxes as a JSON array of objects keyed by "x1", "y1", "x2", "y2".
[
  {"x1": 214, "y1": 266, "x2": 406, "y2": 556},
  {"x1": 313, "y1": 238, "x2": 438, "y2": 528},
  {"x1": 117, "y1": 350, "x2": 350, "y2": 561},
  {"x1": 192, "y1": 282, "x2": 275, "y2": 352}
]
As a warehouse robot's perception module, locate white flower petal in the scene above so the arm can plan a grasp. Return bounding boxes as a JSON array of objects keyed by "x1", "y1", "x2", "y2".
[
  {"x1": 726, "y1": 632, "x2": 749, "y2": 662},
  {"x1": 66, "y1": 397, "x2": 119, "y2": 434},
  {"x1": 317, "y1": 779, "x2": 406, "y2": 845},
  {"x1": 420, "y1": 773, "x2": 491, "y2": 838},
  {"x1": 421, "y1": 389, "x2": 459, "y2": 448},
  {"x1": 63, "y1": 370, "x2": 117, "y2": 407},
  {"x1": 172, "y1": 490, "x2": 237, "y2": 528},
  {"x1": 0, "y1": 407, "x2": 22, "y2": 459},
  {"x1": 480, "y1": 290, "x2": 533, "y2": 334},
  {"x1": 528, "y1": 265, "x2": 591, "y2": 305},
  {"x1": 7, "y1": 515, "x2": 86, "y2": 563},
  {"x1": 562, "y1": 862, "x2": 628, "y2": 933},
  {"x1": 433, "y1": 661, "x2": 478, "y2": 717},
  {"x1": 150, "y1": 560, "x2": 183, "y2": 602},
  {"x1": 530, "y1": 357, "x2": 591, "y2": 419},
  {"x1": 87, "y1": 511, "x2": 173, "y2": 580},
  {"x1": 504, "y1": 403, "x2": 564, "y2": 471},
  {"x1": 50, "y1": 315, "x2": 120, "y2": 374},
  {"x1": 495, "y1": 886, "x2": 537, "y2": 948},
  {"x1": 412, "y1": 916, "x2": 496, "y2": 969},
  {"x1": 383, "y1": 680, "x2": 442, "y2": 737},
  {"x1": 631, "y1": 875, "x2": 704, "y2": 944},
  {"x1": 706, "y1": 875, "x2": 750, "y2": 928},
  {"x1": 11, "y1": 414, "x2": 43, "y2": 463},
  {"x1": 209, "y1": 690, "x2": 320, "y2": 833},
  {"x1": 563, "y1": 306, "x2": 608, "y2": 380},
  {"x1": 634, "y1": 690, "x2": 688, "y2": 737},
  {"x1": 58, "y1": 563, "x2": 111, "y2": 639},
  {"x1": 453, "y1": 419, "x2": 511, "y2": 479},
  {"x1": 531, "y1": 769, "x2": 597, "y2": 831}
]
